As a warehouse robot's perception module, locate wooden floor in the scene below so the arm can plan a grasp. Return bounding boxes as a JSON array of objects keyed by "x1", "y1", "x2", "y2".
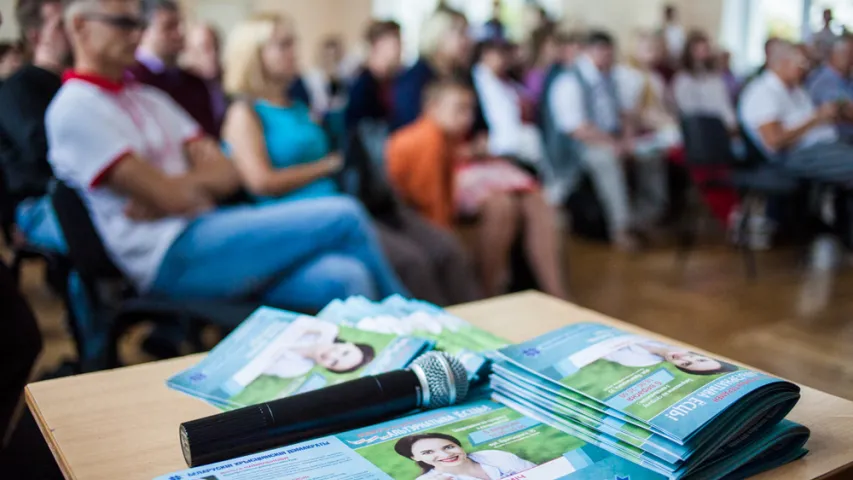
[{"x1": 11, "y1": 237, "x2": 853, "y2": 401}]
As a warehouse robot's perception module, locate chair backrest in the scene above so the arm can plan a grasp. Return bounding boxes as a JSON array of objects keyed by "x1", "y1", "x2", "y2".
[
  {"x1": 679, "y1": 115, "x2": 736, "y2": 167},
  {"x1": 50, "y1": 180, "x2": 124, "y2": 283},
  {"x1": 0, "y1": 167, "x2": 14, "y2": 244}
]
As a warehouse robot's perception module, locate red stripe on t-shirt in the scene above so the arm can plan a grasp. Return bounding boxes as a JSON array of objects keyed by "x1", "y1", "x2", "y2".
[
  {"x1": 183, "y1": 129, "x2": 207, "y2": 145},
  {"x1": 90, "y1": 149, "x2": 133, "y2": 188}
]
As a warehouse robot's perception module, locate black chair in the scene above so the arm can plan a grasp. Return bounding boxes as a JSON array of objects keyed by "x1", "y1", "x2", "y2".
[
  {"x1": 50, "y1": 180, "x2": 259, "y2": 369},
  {"x1": 677, "y1": 115, "x2": 800, "y2": 277},
  {"x1": 0, "y1": 169, "x2": 69, "y2": 289}
]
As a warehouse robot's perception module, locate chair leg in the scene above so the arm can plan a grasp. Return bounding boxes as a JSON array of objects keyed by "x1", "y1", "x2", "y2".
[
  {"x1": 739, "y1": 194, "x2": 758, "y2": 279},
  {"x1": 675, "y1": 193, "x2": 698, "y2": 269},
  {"x1": 10, "y1": 253, "x2": 22, "y2": 288}
]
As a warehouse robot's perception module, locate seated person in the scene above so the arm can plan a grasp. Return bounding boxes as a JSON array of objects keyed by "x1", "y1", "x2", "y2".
[
  {"x1": 524, "y1": 24, "x2": 559, "y2": 106},
  {"x1": 807, "y1": 36, "x2": 853, "y2": 144},
  {"x1": 739, "y1": 40, "x2": 853, "y2": 184},
  {"x1": 345, "y1": 20, "x2": 402, "y2": 129},
  {"x1": 548, "y1": 31, "x2": 668, "y2": 251},
  {"x1": 49, "y1": 0, "x2": 407, "y2": 313},
  {"x1": 180, "y1": 22, "x2": 228, "y2": 131},
  {"x1": 303, "y1": 36, "x2": 352, "y2": 116},
  {"x1": 472, "y1": 39, "x2": 547, "y2": 170},
  {"x1": 0, "y1": 41, "x2": 24, "y2": 83},
  {"x1": 386, "y1": 80, "x2": 568, "y2": 299},
  {"x1": 221, "y1": 14, "x2": 480, "y2": 306},
  {"x1": 0, "y1": 0, "x2": 68, "y2": 253},
  {"x1": 130, "y1": 0, "x2": 220, "y2": 138}
]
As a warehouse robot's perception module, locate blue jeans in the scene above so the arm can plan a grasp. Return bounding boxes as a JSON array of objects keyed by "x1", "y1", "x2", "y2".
[
  {"x1": 15, "y1": 196, "x2": 67, "y2": 254},
  {"x1": 149, "y1": 196, "x2": 407, "y2": 311}
]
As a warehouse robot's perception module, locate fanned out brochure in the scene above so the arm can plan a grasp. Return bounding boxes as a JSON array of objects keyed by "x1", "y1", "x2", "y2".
[
  {"x1": 318, "y1": 295, "x2": 509, "y2": 381},
  {"x1": 155, "y1": 399, "x2": 669, "y2": 480},
  {"x1": 167, "y1": 307, "x2": 432, "y2": 410},
  {"x1": 490, "y1": 323, "x2": 810, "y2": 479}
]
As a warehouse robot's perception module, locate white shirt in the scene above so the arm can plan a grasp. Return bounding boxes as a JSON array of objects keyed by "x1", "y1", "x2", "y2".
[
  {"x1": 673, "y1": 71, "x2": 738, "y2": 129},
  {"x1": 473, "y1": 64, "x2": 525, "y2": 157},
  {"x1": 263, "y1": 318, "x2": 339, "y2": 378},
  {"x1": 739, "y1": 70, "x2": 838, "y2": 154},
  {"x1": 415, "y1": 450, "x2": 536, "y2": 480},
  {"x1": 664, "y1": 24, "x2": 685, "y2": 60},
  {"x1": 46, "y1": 73, "x2": 203, "y2": 290},
  {"x1": 549, "y1": 55, "x2": 622, "y2": 135}
]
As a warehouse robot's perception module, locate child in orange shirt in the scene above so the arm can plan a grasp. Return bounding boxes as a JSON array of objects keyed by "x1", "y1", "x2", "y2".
[{"x1": 387, "y1": 80, "x2": 567, "y2": 299}]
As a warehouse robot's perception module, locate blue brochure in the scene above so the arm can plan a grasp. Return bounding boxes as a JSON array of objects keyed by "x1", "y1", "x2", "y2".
[
  {"x1": 167, "y1": 307, "x2": 432, "y2": 410},
  {"x1": 155, "y1": 400, "x2": 668, "y2": 480}
]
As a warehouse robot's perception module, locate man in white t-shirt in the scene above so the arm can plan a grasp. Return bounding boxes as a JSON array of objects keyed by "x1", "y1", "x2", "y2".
[
  {"x1": 739, "y1": 40, "x2": 853, "y2": 183},
  {"x1": 47, "y1": 0, "x2": 406, "y2": 311}
]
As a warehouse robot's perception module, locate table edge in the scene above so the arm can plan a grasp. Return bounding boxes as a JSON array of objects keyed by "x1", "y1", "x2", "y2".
[{"x1": 25, "y1": 386, "x2": 75, "y2": 480}]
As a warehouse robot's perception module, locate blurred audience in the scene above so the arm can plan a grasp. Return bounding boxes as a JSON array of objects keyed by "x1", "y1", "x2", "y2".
[
  {"x1": 303, "y1": 36, "x2": 352, "y2": 115},
  {"x1": 0, "y1": 0, "x2": 69, "y2": 253},
  {"x1": 131, "y1": 0, "x2": 220, "y2": 138},
  {"x1": 524, "y1": 25, "x2": 559, "y2": 105},
  {"x1": 673, "y1": 31, "x2": 738, "y2": 132},
  {"x1": 740, "y1": 40, "x2": 853, "y2": 184},
  {"x1": 221, "y1": 14, "x2": 479, "y2": 306},
  {"x1": 473, "y1": 39, "x2": 546, "y2": 168},
  {"x1": 548, "y1": 31, "x2": 667, "y2": 251},
  {"x1": 391, "y1": 7, "x2": 481, "y2": 132},
  {"x1": 660, "y1": 4, "x2": 684, "y2": 68},
  {"x1": 806, "y1": 36, "x2": 853, "y2": 143},
  {"x1": 619, "y1": 31, "x2": 679, "y2": 141},
  {"x1": 180, "y1": 22, "x2": 228, "y2": 129},
  {"x1": 345, "y1": 20, "x2": 402, "y2": 129},
  {"x1": 0, "y1": 42, "x2": 24, "y2": 82},
  {"x1": 387, "y1": 80, "x2": 567, "y2": 298},
  {"x1": 50, "y1": 0, "x2": 406, "y2": 312}
]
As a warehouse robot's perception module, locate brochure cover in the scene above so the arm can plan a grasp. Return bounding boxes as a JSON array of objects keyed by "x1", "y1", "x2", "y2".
[
  {"x1": 318, "y1": 295, "x2": 508, "y2": 380},
  {"x1": 154, "y1": 400, "x2": 669, "y2": 480},
  {"x1": 167, "y1": 307, "x2": 432, "y2": 410},
  {"x1": 495, "y1": 323, "x2": 801, "y2": 443}
]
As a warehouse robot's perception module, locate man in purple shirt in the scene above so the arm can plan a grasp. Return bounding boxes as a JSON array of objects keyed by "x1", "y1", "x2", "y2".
[{"x1": 129, "y1": 0, "x2": 221, "y2": 138}]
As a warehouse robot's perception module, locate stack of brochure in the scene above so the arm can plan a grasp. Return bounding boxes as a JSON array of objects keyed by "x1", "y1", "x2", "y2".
[
  {"x1": 318, "y1": 294, "x2": 509, "y2": 381},
  {"x1": 158, "y1": 399, "x2": 672, "y2": 480},
  {"x1": 490, "y1": 323, "x2": 811, "y2": 479},
  {"x1": 167, "y1": 306, "x2": 433, "y2": 410}
]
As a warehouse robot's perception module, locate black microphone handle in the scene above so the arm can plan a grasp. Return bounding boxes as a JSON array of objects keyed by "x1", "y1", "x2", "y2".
[{"x1": 180, "y1": 369, "x2": 422, "y2": 467}]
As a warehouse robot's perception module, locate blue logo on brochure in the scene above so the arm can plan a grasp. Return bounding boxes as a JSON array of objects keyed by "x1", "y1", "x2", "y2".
[
  {"x1": 616, "y1": 476, "x2": 630, "y2": 480},
  {"x1": 522, "y1": 348, "x2": 541, "y2": 357},
  {"x1": 169, "y1": 476, "x2": 182, "y2": 480}
]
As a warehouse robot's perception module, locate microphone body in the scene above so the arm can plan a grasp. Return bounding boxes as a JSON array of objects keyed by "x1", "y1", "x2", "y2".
[{"x1": 180, "y1": 352, "x2": 467, "y2": 467}]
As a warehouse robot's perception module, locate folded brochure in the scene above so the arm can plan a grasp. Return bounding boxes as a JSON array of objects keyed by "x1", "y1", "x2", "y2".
[{"x1": 167, "y1": 307, "x2": 432, "y2": 410}]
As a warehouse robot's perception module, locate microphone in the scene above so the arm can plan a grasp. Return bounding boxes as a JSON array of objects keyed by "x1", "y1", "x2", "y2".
[{"x1": 178, "y1": 351, "x2": 469, "y2": 467}]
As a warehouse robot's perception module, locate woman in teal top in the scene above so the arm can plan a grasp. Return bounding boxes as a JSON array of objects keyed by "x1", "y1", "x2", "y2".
[
  {"x1": 222, "y1": 14, "x2": 482, "y2": 306},
  {"x1": 250, "y1": 100, "x2": 339, "y2": 202}
]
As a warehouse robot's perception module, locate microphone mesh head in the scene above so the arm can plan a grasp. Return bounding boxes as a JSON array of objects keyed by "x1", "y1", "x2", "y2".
[{"x1": 411, "y1": 351, "x2": 469, "y2": 408}]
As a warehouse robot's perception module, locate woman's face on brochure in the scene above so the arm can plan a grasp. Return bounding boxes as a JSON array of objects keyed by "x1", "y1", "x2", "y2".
[
  {"x1": 665, "y1": 351, "x2": 722, "y2": 373},
  {"x1": 315, "y1": 342, "x2": 364, "y2": 372},
  {"x1": 411, "y1": 438, "x2": 469, "y2": 469}
]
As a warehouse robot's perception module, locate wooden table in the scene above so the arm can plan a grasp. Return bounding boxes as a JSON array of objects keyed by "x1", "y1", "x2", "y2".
[{"x1": 26, "y1": 292, "x2": 853, "y2": 480}]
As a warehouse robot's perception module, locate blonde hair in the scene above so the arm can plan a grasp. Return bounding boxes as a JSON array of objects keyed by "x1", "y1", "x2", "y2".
[
  {"x1": 419, "y1": 9, "x2": 465, "y2": 57},
  {"x1": 223, "y1": 12, "x2": 292, "y2": 97}
]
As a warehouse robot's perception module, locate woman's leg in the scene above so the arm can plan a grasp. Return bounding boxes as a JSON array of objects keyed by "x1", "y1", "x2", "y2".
[
  {"x1": 519, "y1": 191, "x2": 569, "y2": 299},
  {"x1": 376, "y1": 222, "x2": 447, "y2": 305},
  {"x1": 261, "y1": 254, "x2": 376, "y2": 311},
  {"x1": 395, "y1": 208, "x2": 483, "y2": 304},
  {"x1": 148, "y1": 196, "x2": 406, "y2": 303},
  {"x1": 476, "y1": 193, "x2": 522, "y2": 297}
]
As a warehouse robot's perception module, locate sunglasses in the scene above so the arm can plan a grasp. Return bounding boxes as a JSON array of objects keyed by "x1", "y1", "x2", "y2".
[{"x1": 82, "y1": 13, "x2": 147, "y2": 31}]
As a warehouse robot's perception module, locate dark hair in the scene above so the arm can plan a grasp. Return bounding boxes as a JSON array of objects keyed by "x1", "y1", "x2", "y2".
[
  {"x1": 674, "y1": 356, "x2": 739, "y2": 376},
  {"x1": 585, "y1": 30, "x2": 615, "y2": 48},
  {"x1": 326, "y1": 339, "x2": 375, "y2": 374},
  {"x1": 664, "y1": 4, "x2": 677, "y2": 20},
  {"x1": 16, "y1": 0, "x2": 60, "y2": 43},
  {"x1": 141, "y1": 0, "x2": 179, "y2": 22},
  {"x1": 0, "y1": 41, "x2": 23, "y2": 60},
  {"x1": 681, "y1": 30, "x2": 715, "y2": 74},
  {"x1": 474, "y1": 38, "x2": 510, "y2": 63},
  {"x1": 394, "y1": 433, "x2": 463, "y2": 474},
  {"x1": 365, "y1": 20, "x2": 401, "y2": 45}
]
